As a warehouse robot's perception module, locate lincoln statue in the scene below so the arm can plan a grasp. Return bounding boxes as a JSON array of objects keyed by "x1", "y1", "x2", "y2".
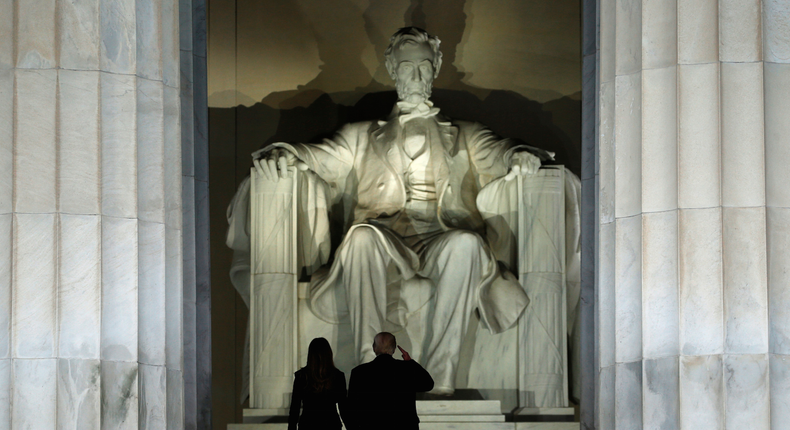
[{"x1": 228, "y1": 27, "x2": 580, "y2": 397}]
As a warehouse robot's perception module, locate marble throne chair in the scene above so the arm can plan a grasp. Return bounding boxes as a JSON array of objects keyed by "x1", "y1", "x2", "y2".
[{"x1": 226, "y1": 164, "x2": 581, "y2": 417}]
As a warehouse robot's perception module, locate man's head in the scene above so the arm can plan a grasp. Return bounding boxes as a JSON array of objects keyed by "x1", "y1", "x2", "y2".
[
  {"x1": 372, "y1": 332, "x2": 397, "y2": 356},
  {"x1": 384, "y1": 27, "x2": 443, "y2": 104}
]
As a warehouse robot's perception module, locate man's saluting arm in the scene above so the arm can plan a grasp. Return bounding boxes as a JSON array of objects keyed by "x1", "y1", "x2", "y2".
[{"x1": 398, "y1": 346, "x2": 434, "y2": 392}]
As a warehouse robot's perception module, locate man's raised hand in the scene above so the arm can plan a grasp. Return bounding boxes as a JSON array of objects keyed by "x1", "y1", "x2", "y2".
[{"x1": 397, "y1": 346, "x2": 412, "y2": 361}]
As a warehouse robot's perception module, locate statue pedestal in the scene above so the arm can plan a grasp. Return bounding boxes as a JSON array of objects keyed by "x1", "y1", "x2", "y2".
[{"x1": 233, "y1": 400, "x2": 580, "y2": 429}]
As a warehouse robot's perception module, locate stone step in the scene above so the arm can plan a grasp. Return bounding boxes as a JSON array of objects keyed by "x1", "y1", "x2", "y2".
[
  {"x1": 416, "y1": 399, "x2": 503, "y2": 415},
  {"x1": 420, "y1": 413, "x2": 505, "y2": 422},
  {"x1": 229, "y1": 423, "x2": 579, "y2": 430}
]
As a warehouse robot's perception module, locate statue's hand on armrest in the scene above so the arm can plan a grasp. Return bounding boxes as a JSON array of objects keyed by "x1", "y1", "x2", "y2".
[
  {"x1": 505, "y1": 150, "x2": 541, "y2": 181},
  {"x1": 252, "y1": 146, "x2": 309, "y2": 182}
]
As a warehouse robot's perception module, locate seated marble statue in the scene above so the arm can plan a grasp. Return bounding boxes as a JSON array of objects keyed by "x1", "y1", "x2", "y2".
[{"x1": 241, "y1": 27, "x2": 573, "y2": 396}]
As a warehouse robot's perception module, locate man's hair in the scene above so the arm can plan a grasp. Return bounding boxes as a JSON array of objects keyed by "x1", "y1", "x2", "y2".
[
  {"x1": 384, "y1": 27, "x2": 443, "y2": 80},
  {"x1": 372, "y1": 332, "x2": 397, "y2": 356}
]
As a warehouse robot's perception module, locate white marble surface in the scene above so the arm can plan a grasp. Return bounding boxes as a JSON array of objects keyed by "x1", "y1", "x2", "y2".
[
  {"x1": 164, "y1": 85, "x2": 182, "y2": 230},
  {"x1": 641, "y1": 211, "x2": 679, "y2": 359},
  {"x1": 0, "y1": 0, "x2": 11, "y2": 69},
  {"x1": 679, "y1": 208, "x2": 724, "y2": 356},
  {"x1": 140, "y1": 364, "x2": 167, "y2": 429},
  {"x1": 615, "y1": 215, "x2": 642, "y2": 364},
  {"x1": 615, "y1": 361, "x2": 642, "y2": 429},
  {"x1": 136, "y1": 0, "x2": 163, "y2": 80},
  {"x1": 167, "y1": 368, "x2": 185, "y2": 428},
  {"x1": 643, "y1": 357, "x2": 679, "y2": 430},
  {"x1": 724, "y1": 354, "x2": 769, "y2": 430},
  {"x1": 768, "y1": 208, "x2": 790, "y2": 355},
  {"x1": 59, "y1": 214, "x2": 102, "y2": 359},
  {"x1": 59, "y1": 0, "x2": 100, "y2": 70},
  {"x1": 641, "y1": 0, "x2": 676, "y2": 69},
  {"x1": 139, "y1": 221, "x2": 167, "y2": 366},
  {"x1": 641, "y1": 66, "x2": 677, "y2": 214},
  {"x1": 0, "y1": 359, "x2": 9, "y2": 430},
  {"x1": 15, "y1": 69, "x2": 57, "y2": 213},
  {"x1": 677, "y1": 0, "x2": 719, "y2": 64},
  {"x1": 58, "y1": 358, "x2": 101, "y2": 430},
  {"x1": 100, "y1": 0, "x2": 136, "y2": 74},
  {"x1": 720, "y1": 62, "x2": 765, "y2": 208},
  {"x1": 101, "y1": 360, "x2": 139, "y2": 430},
  {"x1": 718, "y1": 0, "x2": 762, "y2": 62},
  {"x1": 16, "y1": 0, "x2": 56, "y2": 69},
  {"x1": 162, "y1": 0, "x2": 179, "y2": 87},
  {"x1": 0, "y1": 215, "x2": 10, "y2": 359},
  {"x1": 59, "y1": 70, "x2": 101, "y2": 215},
  {"x1": 101, "y1": 72, "x2": 138, "y2": 219},
  {"x1": 599, "y1": 0, "x2": 615, "y2": 83},
  {"x1": 0, "y1": 70, "x2": 12, "y2": 215},
  {"x1": 137, "y1": 78, "x2": 166, "y2": 224},
  {"x1": 598, "y1": 80, "x2": 615, "y2": 224},
  {"x1": 677, "y1": 63, "x2": 720, "y2": 209},
  {"x1": 764, "y1": 62, "x2": 790, "y2": 208},
  {"x1": 14, "y1": 213, "x2": 57, "y2": 358},
  {"x1": 770, "y1": 354, "x2": 790, "y2": 428},
  {"x1": 101, "y1": 217, "x2": 139, "y2": 362},
  {"x1": 763, "y1": 0, "x2": 790, "y2": 64},
  {"x1": 598, "y1": 222, "x2": 615, "y2": 369},
  {"x1": 723, "y1": 207, "x2": 768, "y2": 354},
  {"x1": 13, "y1": 359, "x2": 57, "y2": 430},
  {"x1": 680, "y1": 355, "x2": 723, "y2": 429},
  {"x1": 597, "y1": 365, "x2": 615, "y2": 430},
  {"x1": 166, "y1": 227, "x2": 184, "y2": 370},
  {"x1": 614, "y1": 0, "x2": 641, "y2": 76},
  {"x1": 613, "y1": 72, "x2": 642, "y2": 219}
]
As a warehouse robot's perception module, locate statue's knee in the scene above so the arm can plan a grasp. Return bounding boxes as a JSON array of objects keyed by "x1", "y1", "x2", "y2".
[
  {"x1": 444, "y1": 230, "x2": 484, "y2": 252},
  {"x1": 343, "y1": 226, "x2": 380, "y2": 249}
]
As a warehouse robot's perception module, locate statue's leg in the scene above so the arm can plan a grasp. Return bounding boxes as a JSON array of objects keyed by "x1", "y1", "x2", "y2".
[
  {"x1": 419, "y1": 229, "x2": 489, "y2": 394},
  {"x1": 337, "y1": 225, "x2": 393, "y2": 364}
]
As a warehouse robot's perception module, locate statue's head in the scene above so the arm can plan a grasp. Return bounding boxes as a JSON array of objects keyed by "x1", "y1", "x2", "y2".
[{"x1": 385, "y1": 27, "x2": 443, "y2": 104}]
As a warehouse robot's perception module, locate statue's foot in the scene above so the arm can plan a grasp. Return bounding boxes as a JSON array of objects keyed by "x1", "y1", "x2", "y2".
[{"x1": 427, "y1": 386, "x2": 454, "y2": 396}]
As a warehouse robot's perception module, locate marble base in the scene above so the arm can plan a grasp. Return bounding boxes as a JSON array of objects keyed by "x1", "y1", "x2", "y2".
[
  {"x1": 235, "y1": 401, "x2": 580, "y2": 429},
  {"x1": 514, "y1": 407, "x2": 575, "y2": 416},
  {"x1": 229, "y1": 424, "x2": 579, "y2": 430}
]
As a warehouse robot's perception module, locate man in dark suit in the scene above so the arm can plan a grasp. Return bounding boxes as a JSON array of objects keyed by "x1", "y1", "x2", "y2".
[{"x1": 342, "y1": 332, "x2": 434, "y2": 430}]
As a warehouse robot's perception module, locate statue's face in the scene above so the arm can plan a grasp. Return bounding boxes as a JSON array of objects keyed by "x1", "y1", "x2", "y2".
[{"x1": 392, "y1": 40, "x2": 436, "y2": 104}]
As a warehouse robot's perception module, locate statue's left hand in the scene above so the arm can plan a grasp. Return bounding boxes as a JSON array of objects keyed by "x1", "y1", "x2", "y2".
[{"x1": 505, "y1": 151, "x2": 541, "y2": 181}]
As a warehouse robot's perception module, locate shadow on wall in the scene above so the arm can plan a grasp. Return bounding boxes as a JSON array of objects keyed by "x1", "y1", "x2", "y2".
[
  {"x1": 216, "y1": 86, "x2": 581, "y2": 176},
  {"x1": 211, "y1": 0, "x2": 581, "y2": 186}
]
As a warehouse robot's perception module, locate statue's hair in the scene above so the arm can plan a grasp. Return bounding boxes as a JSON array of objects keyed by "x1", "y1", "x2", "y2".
[{"x1": 384, "y1": 27, "x2": 442, "y2": 79}]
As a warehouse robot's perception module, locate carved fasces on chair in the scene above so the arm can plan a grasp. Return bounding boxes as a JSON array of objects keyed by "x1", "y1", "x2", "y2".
[
  {"x1": 517, "y1": 167, "x2": 568, "y2": 408},
  {"x1": 249, "y1": 167, "x2": 298, "y2": 410}
]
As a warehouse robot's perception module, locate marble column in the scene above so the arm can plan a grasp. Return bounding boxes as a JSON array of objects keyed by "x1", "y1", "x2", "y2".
[
  {"x1": 0, "y1": 0, "x2": 186, "y2": 427},
  {"x1": 594, "y1": 0, "x2": 789, "y2": 428}
]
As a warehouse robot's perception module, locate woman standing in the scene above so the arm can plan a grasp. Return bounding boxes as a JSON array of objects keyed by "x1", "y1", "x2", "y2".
[{"x1": 288, "y1": 337, "x2": 347, "y2": 430}]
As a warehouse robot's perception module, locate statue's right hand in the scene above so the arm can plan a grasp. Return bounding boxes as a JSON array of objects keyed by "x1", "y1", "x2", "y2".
[{"x1": 253, "y1": 148, "x2": 306, "y2": 182}]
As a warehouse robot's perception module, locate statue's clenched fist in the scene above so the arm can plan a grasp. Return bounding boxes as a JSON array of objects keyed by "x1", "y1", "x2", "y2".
[
  {"x1": 505, "y1": 150, "x2": 541, "y2": 181},
  {"x1": 252, "y1": 147, "x2": 308, "y2": 182}
]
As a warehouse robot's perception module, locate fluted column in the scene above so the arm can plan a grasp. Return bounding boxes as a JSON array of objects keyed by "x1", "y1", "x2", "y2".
[
  {"x1": 0, "y1": 0, "x2": 185, "y2": 427},
  {"x1": 595, "y1": 0, "x2": 789, "y2": 428}
]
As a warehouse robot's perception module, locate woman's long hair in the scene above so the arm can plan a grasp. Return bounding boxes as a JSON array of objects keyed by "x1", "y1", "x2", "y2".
[{"x1": 304, "y1": 337, "x2": 336, "y2": 393}]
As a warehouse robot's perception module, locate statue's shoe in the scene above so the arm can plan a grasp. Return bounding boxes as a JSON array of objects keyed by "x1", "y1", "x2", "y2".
[{"x1": 427, "y1": 386, "x2": 454, "y2": 396}]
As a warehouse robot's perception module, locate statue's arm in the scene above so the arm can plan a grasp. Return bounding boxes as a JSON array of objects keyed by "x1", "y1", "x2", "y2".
[
  {"x1": 465, "y1": 123, "x2": 555, "y2": 186},
  {"x1": 252, "y1": 123, "x2": 359, "y2": 185}
]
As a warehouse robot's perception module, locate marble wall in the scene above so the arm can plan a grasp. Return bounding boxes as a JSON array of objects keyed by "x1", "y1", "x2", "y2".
[
  {"x1": 0, "y1": 0, "x2": 207, "y2": 427},
  {"x1": 591, "y1": 0, "x2": 790, "y2": 428}
]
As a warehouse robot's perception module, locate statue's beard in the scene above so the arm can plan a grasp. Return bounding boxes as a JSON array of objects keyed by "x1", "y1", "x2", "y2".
[{"x1": 396, "y1": 80, "x2": 432, "y2": 104}]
